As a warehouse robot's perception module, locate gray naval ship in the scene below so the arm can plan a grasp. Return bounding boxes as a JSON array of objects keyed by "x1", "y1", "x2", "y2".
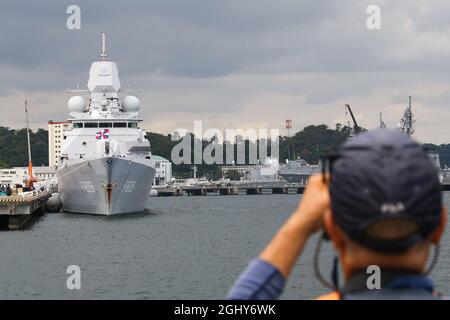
[
  {"x1": 242, "y1": 156, "x2": 320, "y2": 184},
  {"x1": 278, "y1": 158, "x2": 320, "y2": 184},
  {"x1": 57, "y1": 34, "x2": 156, "y2": 215}
]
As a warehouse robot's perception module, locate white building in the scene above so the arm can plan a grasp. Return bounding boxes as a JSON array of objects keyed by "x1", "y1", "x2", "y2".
[
  {"x1": 0, "y1": 166, "x2": 56, "y2": 186},
  {"x1": 152, "y1": 155, "x2": 172, "y2": 187},
  {"x1": 48, "y1": 121, "x2": 72, "y2": 167},
  {"x1": 33, "y1": 166, "x2": 57, "y2": 181},
  {"x1": 0, "y1": 168, "x2": 22, "y2": 186}
]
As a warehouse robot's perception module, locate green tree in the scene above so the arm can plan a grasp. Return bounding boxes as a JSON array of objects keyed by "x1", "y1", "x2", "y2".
[
  {"x1": 2, "y1": 125, "x2": 449, "y2": 175},
  {"x1": 0, "y1": 126, "x2": 48, "y2": 167},
  {"x1": 0, "y1": 159, "x2": 8, "y2": 168}
]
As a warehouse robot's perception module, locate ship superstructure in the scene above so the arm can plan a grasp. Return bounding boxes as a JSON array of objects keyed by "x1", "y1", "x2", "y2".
[{"x1": 278, "y1": 158, "x2": 320, "y2": 184}]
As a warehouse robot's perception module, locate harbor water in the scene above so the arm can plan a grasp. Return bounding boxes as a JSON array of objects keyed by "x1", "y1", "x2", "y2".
[{"x1": 0, "y1": 192, "x2": 449, "y2": 299}]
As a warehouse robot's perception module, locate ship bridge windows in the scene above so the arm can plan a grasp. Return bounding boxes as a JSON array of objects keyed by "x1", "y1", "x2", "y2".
[
  {"x1": 85, "y1": 122, "x2": 98, "y2": 128},
  {"x1": 76, "y1": 121, "x2": 137, "y2": 128}
]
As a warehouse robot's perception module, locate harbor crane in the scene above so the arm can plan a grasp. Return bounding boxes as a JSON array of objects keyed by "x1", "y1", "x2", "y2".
[
  {"x1": 24, "y1": 100, "x2": 36, "y2": 189},
  {"x1": 345, "y1": 104, "x2": 362, "y2": 135}
]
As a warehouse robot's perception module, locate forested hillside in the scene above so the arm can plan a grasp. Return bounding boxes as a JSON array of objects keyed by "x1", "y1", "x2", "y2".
[
  {"x1": 0, "y1": 127, "x2": 48, "y2": 168},
  {"x1": 1, "y1": 126, "x2": 448, "y2": 178}
]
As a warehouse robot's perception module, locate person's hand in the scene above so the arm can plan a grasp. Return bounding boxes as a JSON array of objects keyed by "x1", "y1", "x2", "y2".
[
  {"x1": 259, "y1": 174, "x2": 331, "y2": 278},
  {"x1": 291, "y1": 175, "x2": 331, "y2": 236}
]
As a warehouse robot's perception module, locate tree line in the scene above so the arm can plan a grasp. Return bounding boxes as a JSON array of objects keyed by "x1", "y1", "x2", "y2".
[
  {"x1": 1, "y1": 125, "x2": 449, "y2": 179},
  {"x1": 0, "y1": 127, "x2": 48, "y2": 169}
]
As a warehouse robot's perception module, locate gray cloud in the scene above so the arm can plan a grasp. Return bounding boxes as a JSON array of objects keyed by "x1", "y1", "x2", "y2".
[{"x1": 0, "y1": 0, "x2": 450, "y2": 144}]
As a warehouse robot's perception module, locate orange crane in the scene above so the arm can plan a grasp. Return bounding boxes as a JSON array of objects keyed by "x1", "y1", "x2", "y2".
[{"x1": 24, "y1": 100, "x2": 36, "y2": 189}]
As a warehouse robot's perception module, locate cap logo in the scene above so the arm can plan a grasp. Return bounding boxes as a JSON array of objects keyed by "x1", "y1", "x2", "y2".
[{"x1": 380, "y1": 202, "x2": 405, "y2": 215}]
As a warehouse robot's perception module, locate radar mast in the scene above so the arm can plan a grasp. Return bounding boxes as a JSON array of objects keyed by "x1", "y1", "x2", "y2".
[
  {"x1": 101, "y1": 32, "x2": 107, "y2": 61},
  {"x1": 379, "y1": 112, "x2": 386, "y2": 128},
  {"x1": 399, "y1": 96, "x2": 415, "y2": 136}
]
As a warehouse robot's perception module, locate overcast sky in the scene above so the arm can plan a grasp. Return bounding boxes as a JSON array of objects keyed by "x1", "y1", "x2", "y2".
[{"x1": 1, "y1": 0, "x2": 450, "y2": 143}]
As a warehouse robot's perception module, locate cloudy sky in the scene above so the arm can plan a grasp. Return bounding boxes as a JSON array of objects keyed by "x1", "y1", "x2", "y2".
[{"x1": 1, "y1": 0, "x2": 450, "y2": 143}]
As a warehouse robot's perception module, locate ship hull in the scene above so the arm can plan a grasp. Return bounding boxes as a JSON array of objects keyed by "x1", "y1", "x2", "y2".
[{"x1": 57, "y1": 157, "x2": 155, "y2": 215}]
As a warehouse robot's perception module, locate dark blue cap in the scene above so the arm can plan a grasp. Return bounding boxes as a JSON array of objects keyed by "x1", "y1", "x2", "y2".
[{"x1": 329, "y1": 129, "x2": 443, "y2": 253}]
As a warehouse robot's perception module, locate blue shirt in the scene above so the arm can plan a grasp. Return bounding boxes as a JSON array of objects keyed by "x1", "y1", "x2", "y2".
[
  {"x1": 227, "y1": 259, "x2": 285, "y2": 300},
  {"x1": 227, "y1": 258, "x2": 442, "y2": 300}
]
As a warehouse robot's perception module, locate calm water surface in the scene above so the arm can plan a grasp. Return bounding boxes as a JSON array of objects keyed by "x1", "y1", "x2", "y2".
[{"x1": 0, "y1": 192, "x2": 449, "y2": 299}]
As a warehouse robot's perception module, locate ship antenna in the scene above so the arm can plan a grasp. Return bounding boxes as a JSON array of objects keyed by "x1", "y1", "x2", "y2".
[{"x1": 101, "y1": 32, "x2": 107, "y2": 61}]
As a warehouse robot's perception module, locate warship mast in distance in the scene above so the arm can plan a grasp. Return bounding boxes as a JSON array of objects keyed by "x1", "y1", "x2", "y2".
[
  {"x1": 398, "y1": 96, "x2": 415, "y2": 136},
  {"x1": 379, "y1": 112, "x2": 386, "y2": 128}
]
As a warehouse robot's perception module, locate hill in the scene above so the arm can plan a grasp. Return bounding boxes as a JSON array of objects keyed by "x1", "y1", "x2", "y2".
[
  {"x1": 0, "y1": 127, "x2": 48, "y2": 168},
  {"x1": 1, "y1": 126, "x2": 448, "y2": 178}
]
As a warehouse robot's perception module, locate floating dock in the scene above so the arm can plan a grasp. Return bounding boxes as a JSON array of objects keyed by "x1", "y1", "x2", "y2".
[{"x1": 0, "y1": 191, "x2": 52, "y2": 230}]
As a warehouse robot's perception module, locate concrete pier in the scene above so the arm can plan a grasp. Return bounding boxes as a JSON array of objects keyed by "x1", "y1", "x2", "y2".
[
  {"x1": 182, "y1": 186, "x2": 239, "y2": 196},
  {"x1": 154, "y1": 187, "x2": 183, "y2": 197},
  {"x1": 272, "y1": 187, "x2": 288, "y2": 194},
  {"x1": 219, "y1": 187, "x2": 239, "y2": 195},
  {"x1": 151, "y1": 182, "x2": 450, "y2": 197},
  {"x1": 152, "y1": 182, "x2": 306, "y2": 197},
  {"x1": 0, "y1": 191, "x2": 52, "y2": 230},
  {"x1": 246, "y1": 187, "x2": 262, "y2": 195}
]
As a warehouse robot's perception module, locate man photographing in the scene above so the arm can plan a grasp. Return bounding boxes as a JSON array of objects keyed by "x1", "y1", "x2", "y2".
[{"x1": 228, "y1": 129, "x2": 447, "y2": 300}]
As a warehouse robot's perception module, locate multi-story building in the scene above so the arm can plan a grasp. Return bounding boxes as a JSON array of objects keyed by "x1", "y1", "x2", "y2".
[
  {"x1": 152, "y1": 155, "x2": 172, "y2": 187},
  {"x1": 48, "y1": 121, "x2": 72, "y2": 167}
]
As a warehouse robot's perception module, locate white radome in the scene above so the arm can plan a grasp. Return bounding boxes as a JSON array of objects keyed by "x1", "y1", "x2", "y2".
[
  {"x1": 68, "y1": 96, "x2": 86, "y2": 113},
  {"x1": 122, "y1": 96, "x2": 140, "y2": 112}
]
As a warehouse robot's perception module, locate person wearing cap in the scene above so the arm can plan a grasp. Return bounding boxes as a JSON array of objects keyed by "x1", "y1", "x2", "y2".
[{"x1": 227, "y1": 129, "x2": 447, "y2": 300}]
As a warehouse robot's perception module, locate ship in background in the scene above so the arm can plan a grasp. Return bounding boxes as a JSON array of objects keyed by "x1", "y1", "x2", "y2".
[
  {"x1": 276, "y1": 118, "x2": 321, "y2": 183},
  {"x1": 275, "y1": 99, "x2": 446, "y2": 185},
  {"x1": 236, "y1": 156, "x2": 319, "y2": 185},
  {"x1": 274, "y1": 105, "x2": 356, "y2": 184},
  {"x1": 278, "y1": 158, "x2": 320, "y2": 184},
  {"x1": 244, "y1": 157, "x2": 281, "y2": 182},
  {"x1": 397, "y1": 96, "x2": 415, "y2": 136},
  {"x1": 395, "y1": 96, "x2": 444, "y2": 182},
  {"x1": 57, "y1": 33, "x2": 156, "y2": 215}
]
